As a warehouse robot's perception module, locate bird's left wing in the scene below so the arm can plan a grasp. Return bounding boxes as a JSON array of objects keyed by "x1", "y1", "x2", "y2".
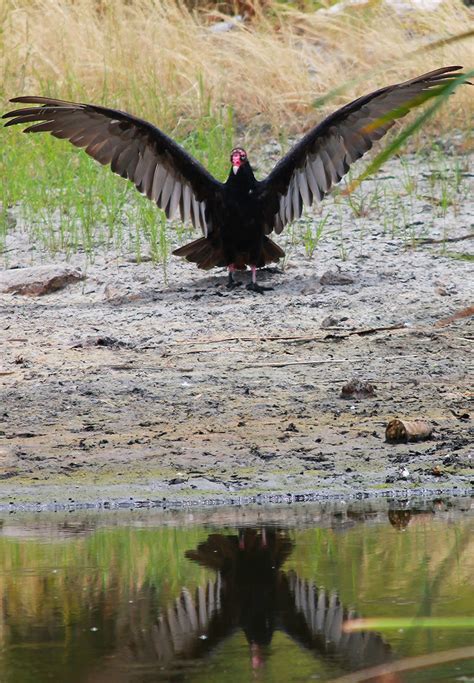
[
  {"x1": 3, "y1": 96, "x2": 224, "y2": 236},
  {"x1": 258, "y1": 66, "x2": 465, "y2": 234}
]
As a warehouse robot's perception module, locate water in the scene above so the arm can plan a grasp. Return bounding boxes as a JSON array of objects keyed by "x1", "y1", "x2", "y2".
[{"x1": 0, "y1": 498, "x2": 473, "y2": 683}]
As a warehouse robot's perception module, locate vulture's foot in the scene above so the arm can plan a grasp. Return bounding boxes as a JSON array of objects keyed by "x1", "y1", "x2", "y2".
[
  {"x1": 247, "y1": 265, "x2": 273, "y2": 294},
  {"x1": 246, "y1": 282, "x2": 273, "y2": 294},
  {"x1": 227, "y1": 279, "x2": 242, "y2": 290},
  {"x1": 226, "y1": 271, "x2": 242, "y2": 289}
]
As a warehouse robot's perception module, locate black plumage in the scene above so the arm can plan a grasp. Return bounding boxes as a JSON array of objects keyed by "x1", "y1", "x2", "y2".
[{"x1": 3, "y1": 66, "x2": 465, "y2": 292}]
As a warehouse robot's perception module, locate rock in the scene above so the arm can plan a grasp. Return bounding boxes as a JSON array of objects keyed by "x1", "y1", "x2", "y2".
[
  {"x1": 103, "y1": 283, "x2": 122, "y2": 301},
  {"x1": 125, "y1": 254, "x2": 153, "y2": 263},
  {"x1": 209, "y1": 15, "x2": 243, "y2": 33},
  {"x1": 70, "y1": 335, "x2": 132, "y2": 349},
  {"x1": 300, "y1": 273, "x2": 322, "y2": 295},
  {"x1": 0, "y1": 445, "x2": 18, "y2": 480},
  {"x1": 320, "y1": 0, "x2": 444, "y2": 14},
  {"x1": 341, "y1": 379, "x2": 376, "y2": 399},
  {"x1": 320, "y1": 315, "x2": 339, "y2": 329},
  {"x1": 188, "y1": 477, "x2": 227, "y2": 492},
  {"x1": 0, "y1": 265, "x2": 84, "y2": 296},
  {"x1": 385, "y1": 0, "x2": 443, "y2": 11},
  {"x1": 320, "y1": 270, "x2": 355, "y2": 286}
]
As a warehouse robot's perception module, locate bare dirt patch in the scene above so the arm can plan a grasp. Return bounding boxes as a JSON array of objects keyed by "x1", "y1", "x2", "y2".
[{"x1": 1, "y1": 153, "x2": 473, "y2": 507}]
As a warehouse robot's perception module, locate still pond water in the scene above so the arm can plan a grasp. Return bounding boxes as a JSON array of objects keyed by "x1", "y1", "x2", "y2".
[{"x1": 0, "y1": 498, "x2": 473, "y2": 683}]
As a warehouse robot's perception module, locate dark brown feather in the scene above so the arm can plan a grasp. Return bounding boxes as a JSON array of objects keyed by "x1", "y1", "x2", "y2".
[
  {"x1": 259, "y1": 66, "x2": 465, "y2": 234},
  {"x1": 3, "y1": 97, "x2": 223, "y2": 237}
]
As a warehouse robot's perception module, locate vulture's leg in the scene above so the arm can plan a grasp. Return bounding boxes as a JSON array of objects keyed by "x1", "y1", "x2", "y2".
[
  {"x1": 246, "y1": 266, "x2": 273, "y2": 294},
  {"x1": 226, "y1": 264, "x2": 242, "y2": 289}
]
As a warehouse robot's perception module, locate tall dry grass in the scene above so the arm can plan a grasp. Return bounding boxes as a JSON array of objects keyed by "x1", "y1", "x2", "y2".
[{"x1": 1, "y1": 0, "x2": 472, "y2": 146}]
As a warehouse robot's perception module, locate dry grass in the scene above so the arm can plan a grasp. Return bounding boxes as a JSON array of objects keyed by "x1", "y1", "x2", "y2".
[{"x1": 1, "y1": 0, "x2": 472, "y2": 147}]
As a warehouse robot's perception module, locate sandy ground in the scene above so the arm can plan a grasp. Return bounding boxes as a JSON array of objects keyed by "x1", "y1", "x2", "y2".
[{"x1": 0, "y1": 151, "x2": 473, "y2": 509}]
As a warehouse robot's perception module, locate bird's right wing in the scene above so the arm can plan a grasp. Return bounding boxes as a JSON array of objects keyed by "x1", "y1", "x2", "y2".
[{"x1": 3, "y1": 96, "x2": 224, "y2": 236}]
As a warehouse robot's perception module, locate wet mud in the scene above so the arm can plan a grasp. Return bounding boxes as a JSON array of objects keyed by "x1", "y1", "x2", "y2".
[{"x1": 1, "y1": 153, "x2": 473, "y2": 508}]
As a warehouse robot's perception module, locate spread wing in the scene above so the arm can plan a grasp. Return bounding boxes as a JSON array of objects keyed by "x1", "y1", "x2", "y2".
[
  {"x1": 123, "y1": 578, "x2": 235, "y2": 668},
  {"x1": 279, "y1": 571, "x2": 392, "y2": 670},
  {"x1": 148, "y1": 579, "x2": 233, "y2": 662},
  {"x1": 258, "y1": 66, "x2": 464, "y2": 234},
  {"x1": 3, "y1": 96, "x2": 223, "y2": 237}
]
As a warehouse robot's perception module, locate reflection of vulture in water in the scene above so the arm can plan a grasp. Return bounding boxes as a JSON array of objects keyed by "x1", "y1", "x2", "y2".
[{"x1": 127, "y1": 528, "x2": 392, "y2": 674}]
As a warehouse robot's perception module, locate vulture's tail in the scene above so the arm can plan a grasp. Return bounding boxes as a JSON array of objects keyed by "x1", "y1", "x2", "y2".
[
  {"x1": 260, "y1": 237, "x2": 285, "y2": 266},
  {"x1": 173, "y1": 236, "x2": 285, "y2": 270},
  {"x1": 172, "y1": 237, "x2": 225, "y2": 271}
]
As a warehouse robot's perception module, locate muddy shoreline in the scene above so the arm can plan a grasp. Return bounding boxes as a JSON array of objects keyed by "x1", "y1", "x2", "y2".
[
  {"x1": 1, "y1": 152, "x2": 473, "y2": 509},
  {"x1": 1, "y1": 486, "x2": 473, "y2": 514}
]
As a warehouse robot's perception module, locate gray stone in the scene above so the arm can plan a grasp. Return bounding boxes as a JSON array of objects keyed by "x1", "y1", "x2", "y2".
[
  {"x1": 320, "y1": 270, "x2": 355, "y2": 286},
  {"x1": 0, "y1": 265, "x2": 84, "y2": 296}
]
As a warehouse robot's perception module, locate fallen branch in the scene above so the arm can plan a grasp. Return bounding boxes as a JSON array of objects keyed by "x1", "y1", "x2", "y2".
[
  {"x1": 435, "y1": 305, "x2": 474, "y2": 328},
  {"x1": 173, "y1": 323, "x2": 408, "y2": 347},
  {"x1": 163, "y1": 347, "x2": 242, "y2": 357},
  {"x1": 173, "y1": 333, "x2": 324, "y2": 345},
  {"x1": 245, "y1": 354, "x2": 420, "y2": 369},
  {"x1": 172, "y1": 306, "x2": 472, "y2": 349},
  {"x1": 415, "y1": 232, "x2": 474, "y2": 246},
  {"x1": 349, "y1": 323, "x2": 407, "y2": 337}
]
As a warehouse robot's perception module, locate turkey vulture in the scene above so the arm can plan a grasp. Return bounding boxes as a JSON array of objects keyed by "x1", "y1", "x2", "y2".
[{"x1": 3, "y1": 65, "x2": 464, "y2": 293}]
